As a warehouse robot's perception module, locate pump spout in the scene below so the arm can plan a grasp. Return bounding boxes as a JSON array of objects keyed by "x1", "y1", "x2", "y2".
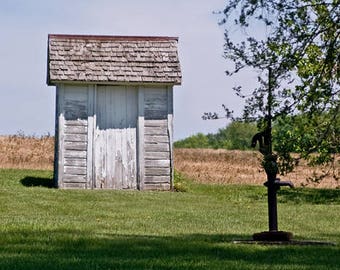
[
  {"x1": 264, "y1": 178, "x2": 294, "y2": 189},
  {"x1": 274, "y1": 179, "x2": 294, "y2": 188}
]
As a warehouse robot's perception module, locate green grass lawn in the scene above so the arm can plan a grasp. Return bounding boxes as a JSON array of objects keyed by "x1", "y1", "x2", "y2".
[{"x1": 0, "y1": 169, "x2": 339, "y2": 270}]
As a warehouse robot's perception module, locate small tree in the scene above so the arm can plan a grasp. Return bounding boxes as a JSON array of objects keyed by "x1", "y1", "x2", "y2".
[
  {"x1": 204, "y1": 1, "x2": 339, "y2": 238},
  {"x1": 205, "y1": 0, "x2": 339, "y2": 181},
  {"x1": 221, "y1": 121, "x2": 258, "y2": 150}
]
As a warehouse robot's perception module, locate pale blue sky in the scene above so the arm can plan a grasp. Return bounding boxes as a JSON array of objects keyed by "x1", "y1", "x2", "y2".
[{"x1": 0, "y1": 0, "x2": 254, "y2": 140}]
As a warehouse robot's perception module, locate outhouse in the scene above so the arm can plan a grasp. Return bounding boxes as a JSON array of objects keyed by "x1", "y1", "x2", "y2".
[{"x1": 47, "y1": 34, "x2": 181, "y2": 190}]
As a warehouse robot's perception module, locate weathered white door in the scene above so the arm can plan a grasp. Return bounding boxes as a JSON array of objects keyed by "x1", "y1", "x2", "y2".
[{"x1": 94, "y1": 86, "x2": 138, "y2": 189}]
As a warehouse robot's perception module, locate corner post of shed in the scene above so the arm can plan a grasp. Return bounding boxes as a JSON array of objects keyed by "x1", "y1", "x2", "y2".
[
  {"x1": 86, "y1": 84, "x2": 96, "y2": 189},
  {"x1": 56, "y1": 84, "x2": 65, "y2": 188},
  {"x1": 137, "y1": 86, "x2": 145, "y2": 190},
  {"x1": 53, "y1": 85, "x2": 60, "y2": 187},
  {"x1": 167, "y1": 86, "x2": 174, "y2": 190}
]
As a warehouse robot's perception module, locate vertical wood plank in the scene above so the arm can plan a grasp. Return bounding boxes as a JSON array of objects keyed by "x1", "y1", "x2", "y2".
[
  {"x1": 92, "y1": 85, "x2": 97, "y2": 188},
  {"x1": 116, "y1": 87, "x2": 125, "y2": 189},
  {"x1": 113, "y1": 86, "x2": 120, "y2": 189},
  {"x1": 54, "y1": 85, "x2": 60, "y2": 187},
  {"x1": 167, "y1": 87, "x2": 174, "y2": 190},
  {"x1": 87, "y1": 84, "x2": 95, "y2": 189},
  {"x1": 126, "y1": 86, "x2": 138, "y2": 189},
  {"x1": 137, "y1": 86, "x2": 145, "y2": 190},
  {"x1": 106, "y1": 86, "x2": 113, "y2": 189},
  {"x1": 94, "y1": 87, "x2": 106, "y2": 189},
  {"x1": 103, "y1": 87, "x2": 109, "y2": 189},
  {"x1": 57, "y1": 84, "x2": 65, "y2": 188},
  {"x1": 107, "y1": 126, "x2": 114, "y2": 189},
  {"x1": 121, "y1": 87, "x2": 127, "y2": 189}
]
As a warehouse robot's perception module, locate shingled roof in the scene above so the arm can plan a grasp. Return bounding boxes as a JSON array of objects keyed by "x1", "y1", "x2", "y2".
[{"x1": 47, "y1": 34, "x2": 181, "y2": 85}]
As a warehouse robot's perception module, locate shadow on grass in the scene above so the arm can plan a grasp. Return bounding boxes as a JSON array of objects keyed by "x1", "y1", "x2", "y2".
[
  {"x1": 278, "y1": 187, "x2": 340, "y2": 204},
  {"x1": 20, "y1": 176, "x2": 54, "y2": 188},
  {"x1": 0, "y1": 229, "x2": 338, "y2": 270}
]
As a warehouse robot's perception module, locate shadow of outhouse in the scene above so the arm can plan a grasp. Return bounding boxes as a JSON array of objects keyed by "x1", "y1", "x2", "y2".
[{"x1": 20, "y1": 176, "x2": 54, "y2": 188}]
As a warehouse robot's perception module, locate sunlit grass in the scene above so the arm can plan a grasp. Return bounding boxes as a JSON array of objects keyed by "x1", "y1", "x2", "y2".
[{"x1": 0, "y1": 169, "x2": 339, "y2": 270}]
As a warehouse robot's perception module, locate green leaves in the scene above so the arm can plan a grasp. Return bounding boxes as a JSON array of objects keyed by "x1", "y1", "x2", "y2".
[
  {"x1": 272, "y1": 112, "x2": 339, "y2": 180},
  {"x1": 221, "y1": 0, "x2": 339, "y2": 180}
]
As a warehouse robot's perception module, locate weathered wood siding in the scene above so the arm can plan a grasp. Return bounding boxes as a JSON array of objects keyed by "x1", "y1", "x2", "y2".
[
  {"x1": 143, "y1": 87, "x2": 173, "y2": 190},
  {"x1": 94, "y1": 86, "x2": 138, "y2": 189},
  {"x1": 56, "y1": 85, "x2": 89, "y2": 189},
  {"x1": 55, "y1": 84, "x2": 174, "y2": 190}
]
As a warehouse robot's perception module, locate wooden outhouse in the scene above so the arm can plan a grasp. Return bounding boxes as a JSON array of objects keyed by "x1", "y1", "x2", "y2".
[{"x1": 47, "y1": 34, "x2": 181, "y2": 190}]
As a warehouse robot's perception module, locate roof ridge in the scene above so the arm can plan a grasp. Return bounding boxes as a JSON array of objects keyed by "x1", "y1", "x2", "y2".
[{"x1": 48, "y1": 34, "x2": 178, "y2": 41}]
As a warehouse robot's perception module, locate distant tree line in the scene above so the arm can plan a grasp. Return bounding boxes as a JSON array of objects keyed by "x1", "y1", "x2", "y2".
[
  {"x1": 174, "y1": 121, "x2": 257, "y2": 150},
  {"x1": 175, "y1": 115, "x2": 340, "y2": 155}
]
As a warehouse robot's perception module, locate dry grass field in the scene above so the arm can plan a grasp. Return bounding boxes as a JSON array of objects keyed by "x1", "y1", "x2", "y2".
[
  {"x1": 0, "y1": 135, "x2": 54, "y2": 170},
  {"x1": 174, "y1": 148, "x2": 339, "y2": 188},
  {"x1": 0, "y1": 135, "x2": 338, "y2": 188}
]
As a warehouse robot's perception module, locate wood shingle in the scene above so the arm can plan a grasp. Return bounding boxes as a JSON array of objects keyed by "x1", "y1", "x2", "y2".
[{"x1": 47, "y1": 34, "x2": 182, "y2": 85}]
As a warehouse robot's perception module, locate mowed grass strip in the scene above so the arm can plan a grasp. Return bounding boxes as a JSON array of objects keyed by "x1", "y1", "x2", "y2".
[{"x1": 0, "y1": 169, "x2": 339, "y2": 270}]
